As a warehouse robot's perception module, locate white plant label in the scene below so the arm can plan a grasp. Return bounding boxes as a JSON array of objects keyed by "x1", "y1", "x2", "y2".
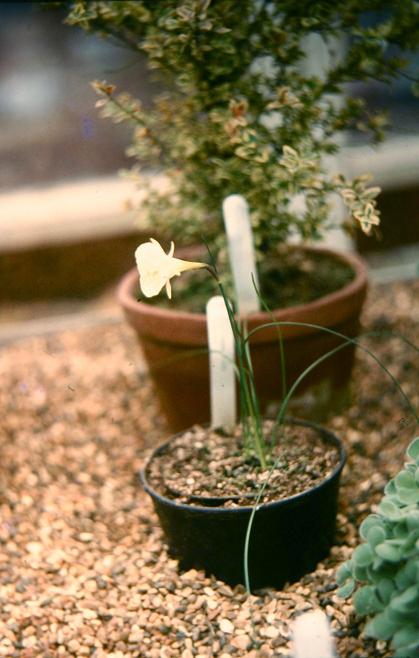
[
  {"x1": 206, "y1": 296, "x2": 236, "y2": 430},
  {"x1": 223, "y1": 194, "x2": 260, "y2": 315},
  {"x1": 292, "y1": 610, "x2": 335, "y2": 658}
]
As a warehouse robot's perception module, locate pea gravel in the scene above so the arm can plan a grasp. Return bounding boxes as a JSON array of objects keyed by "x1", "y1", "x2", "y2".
[{"x1": 0, "y1": 280, "x2": 417, "y2": 658}]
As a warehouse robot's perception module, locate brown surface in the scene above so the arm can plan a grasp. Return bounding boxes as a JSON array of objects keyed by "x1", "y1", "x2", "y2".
[
  {"x1": 0, "y1": 232, "x2": 141, "y2": 303},
  {"x1": 0, "y1": 279, "x2": 417, "y2": 656}
]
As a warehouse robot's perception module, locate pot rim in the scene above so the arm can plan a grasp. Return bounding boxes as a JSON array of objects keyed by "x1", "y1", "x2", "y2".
[
  {"x1": 139, "y1": 417, "x2": 346, "y2": 514},
  {"x1": 118, "y1": 244, "x2": 368, "y2": 329}
]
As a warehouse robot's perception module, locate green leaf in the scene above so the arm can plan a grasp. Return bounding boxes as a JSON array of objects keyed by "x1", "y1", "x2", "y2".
[
  {"x1": 406, "y1": 511, "x2": 419, "y2": 531},
  {"x1": 390, "y1": 584, "x2": 419, "y2": 613},
  {"x1": 385, "y1": 480, "x2": 397, "y2": 497},
  {"x1": 394, "y1": 521, "x2": 409, "y2": 539},
  {"x1": 395, "y1": 470, "x2": 416, "y2": 489},
  {"x1": 371, "y1": 556, "x2": 385, "y2": 573},
  {"x1": 395, "y1": 560, "x2": 419, "y2": 589},
  {"x1": 366, "y1": 525, "x2": 387, "y2": 547},
  {"x1": 353, "y1": 564, "x2": 369, "y2": 581},
  {"x1": 393, "y1": 625, "x2": 419, "y2": 651},
  {"x1": 353, "y1": 585, "x2": 384, "y2": 615},
  {"x1": 337, "y1": 578, "x2": 355, "y2": 598},
  {"x1": 364, "y1": 611, "x2": 400, "y2": 640},
  {"x1": 336, "y1": 561, "x2": 353, "y2": 585},
  {"x1": 353, "y1": 543, "x2": 374, "y2": 567},
  {"x1": 394, "y1": 644, "x2": 419, "y2": 658},
  {"x1": 402, "y1": 530, "x2": 419, "y2": 553},
  {"x1": 360, "y1": 514, "x2": 384, "y2": 540},
  {"x1": 379, "y1": 499, "x2": 402, "y2": 521},
  {"x1": 386, "y1": 604, "x2": 408, "y2": 624},
  {"x1": 407, "y1": 437, "x2": 419, "y2": 461},
  {"x1": 397, "y1": 487, "x2": 419, "y2": 505},
  {"x1": 376, "y1": 578, "x2": 395, "y2": 604},
  {"x1": 375, "y1": 542, "x2": 402, "y2": 563}
]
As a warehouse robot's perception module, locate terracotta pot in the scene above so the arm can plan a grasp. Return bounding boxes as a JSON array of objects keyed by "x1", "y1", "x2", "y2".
[
  {"x1": 140, "y1": 418, "x2": 346, "y2": 590},
  {"x1": 118, "y1": 246, "x2": 368, "y2": 431}
]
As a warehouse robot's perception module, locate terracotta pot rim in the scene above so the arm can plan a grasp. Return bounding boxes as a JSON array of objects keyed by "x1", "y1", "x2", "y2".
[
  {"x1": 140, "y1": 417, "x2": 346, "y2": 513},
  {"x1": 117, "y1": 244, "x2": 368, "y2": 326}
]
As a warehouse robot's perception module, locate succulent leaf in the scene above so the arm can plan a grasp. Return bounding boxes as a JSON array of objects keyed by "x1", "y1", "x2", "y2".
[
  {"x1": 359, "y1": 514, "x2": 384, "y2": 539},
  {"x1": 354, "y1": 586, "x2": 385, "y2": 615},
  {"x1": 378, "y1": 499, "x2": 402, "y2": 520},
  {"x1": 337, "y1": 436, "x2": 419, "y2": 654},
  {"x1": 376, "y1": 578, "x2": 396, "y2": 605},
  {"x1": 353, "y1": 544, "x2": 374, "y2": 567},
  {"x1": 390, "y1": 585, "x2": 419, "y2": 613},
  {"x1": 393, "y1": 625, "x2": 419, "y2": 651},
  {"x1": 366, "y1": 525, "x2": 387, "y2": 547},
  {"x1": 337, "y1": 578, "x2": 355, "y2": 598},
  {"x1": 375, "y1": 542, "x2": 402, "y2": 563},
  {"x1": 406, "y1": 438, "x2": 419, "y2": 461},
  {"x1": 364, "y1": 612, "x2": 400, "y2": 641},
  {"x1": 395, "y1": 471, "x2": 416, "y2": 489}
]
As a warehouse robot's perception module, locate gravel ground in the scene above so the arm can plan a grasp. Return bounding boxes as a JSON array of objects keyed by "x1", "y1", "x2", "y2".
[{"x1": 0, "y1": 281, "x2": 417, "y2": 658}]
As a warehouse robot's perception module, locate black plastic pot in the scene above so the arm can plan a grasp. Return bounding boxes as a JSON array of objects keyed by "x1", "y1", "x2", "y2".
[{"x1": 140, "y1": 419, "x2": 346, "y2": 590}]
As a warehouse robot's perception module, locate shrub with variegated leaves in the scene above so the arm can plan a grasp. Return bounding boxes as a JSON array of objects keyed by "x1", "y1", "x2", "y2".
[
  {"x1": 337, "y1": 437, "x2": 419, "y2": 658},
  {"x1": 61, "y1": 2, "x2": 419, "y2": 259}
]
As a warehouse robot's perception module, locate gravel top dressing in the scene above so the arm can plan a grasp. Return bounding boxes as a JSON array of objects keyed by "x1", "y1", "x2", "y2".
[{"x1": 0, "y1": 280, "x2": 417, "y2": 658}]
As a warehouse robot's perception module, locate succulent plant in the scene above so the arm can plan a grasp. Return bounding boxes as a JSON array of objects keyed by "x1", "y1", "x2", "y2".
[{"x1": 337, "y1": 437, "x2": 419, "y2": 658}]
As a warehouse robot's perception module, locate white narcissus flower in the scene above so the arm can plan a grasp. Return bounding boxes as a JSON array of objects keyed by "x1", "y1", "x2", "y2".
[{"x1": 135, "y1": 238, "x2": 207, "y2": 299}]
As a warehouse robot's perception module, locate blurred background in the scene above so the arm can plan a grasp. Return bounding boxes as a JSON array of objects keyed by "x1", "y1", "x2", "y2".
[
  {"x1": 1, "y1": 2, "x2": 418, "y2": 342},
  {"x1": 1, "y1": 1, "x2": 158, "y2": 334},
  {"x1": 0, "y1": 2, "x2": 158, "y2": 188}
]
